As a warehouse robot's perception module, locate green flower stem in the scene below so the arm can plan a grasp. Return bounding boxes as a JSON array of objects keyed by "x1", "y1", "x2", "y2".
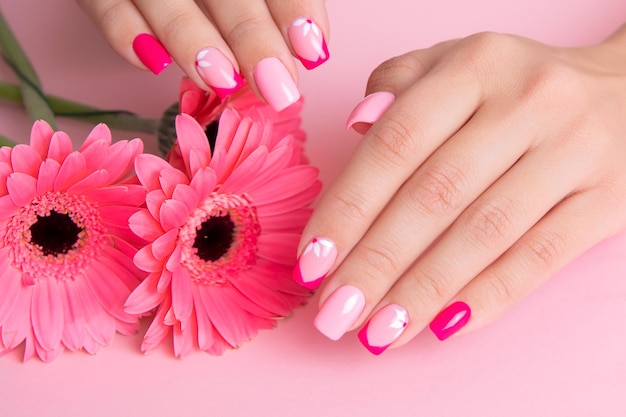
[
  {"x1": 0, "y1": 8, "x2": 56, "y2": 129},
  {"x1": 0, "y1": 134, "x2": 15, "y2": 147},
  {"x1": 0, "y1": 81, "x2": 158, "y2": 134}
]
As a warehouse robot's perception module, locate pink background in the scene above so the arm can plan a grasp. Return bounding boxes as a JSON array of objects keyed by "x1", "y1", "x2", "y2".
[{"x1": 1, "y1": 0, "x2": 626, "y2": 416}]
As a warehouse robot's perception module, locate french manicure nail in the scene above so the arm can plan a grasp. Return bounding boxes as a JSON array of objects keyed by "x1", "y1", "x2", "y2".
[
  {"x1": 292, "y1": 237, "x2": 337, "y2": 290},
  {"x1": 358, "y1": 304, "x2": 409, "y2": 355},
  {"x1": 253, "y1": 57, "x2": 300, "y2": 112},
  {"x1": 288, "y1": 17, "x2": 329, "y2": 70},
  {"x1": 314, "y1": 285, "x2": 365, "y2": 341},
  {"x1": 132, "y1": 33, "x2": 172, "y2": 75},
  {"x1": 429, "y1": 301, "x2": 471, "y2": 341},
  {"x1": 345, "y1": 91, "x2": 395, "y2": 134},
  {"x1": 195, "y1": 47, "x2": 244, "y2": 98}
]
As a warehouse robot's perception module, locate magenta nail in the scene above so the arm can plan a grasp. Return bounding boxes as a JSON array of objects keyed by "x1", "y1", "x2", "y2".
[
  {"x1": 314, "y1": 285, "x2": 365, "y2": 341},
  {"x1": 253, "y1": 57, "x2": 300, "y2": 112},
  {"x1": 358, "y1": 304, "x2": 408, "y2": 355},
  {"x1": 345, "y1": 91, "x2": 395, "y2": 134},
  {"x1": 288, "y1": 17, "x2": 329, "y2": 70},
  {"x1": 195, "y1": 47, "x2": 243, "y2": 98},
  {"x1": 132, "y1": 33, "x2": 172, "y2": 75},
  {"x1": 429, "y1": 301, "x2": 471, "y2": 341},
  {"x1": 292, "y1": 237, "x2": 337, "y2": 290}
]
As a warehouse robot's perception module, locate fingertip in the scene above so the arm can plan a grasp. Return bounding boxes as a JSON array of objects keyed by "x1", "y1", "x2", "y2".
[
  {"x1": 345, "y1": 91, "x2": 396, "y2": 133},
  {"x1": 132, "y1": 33, "x2": 172, "y2": 75}
]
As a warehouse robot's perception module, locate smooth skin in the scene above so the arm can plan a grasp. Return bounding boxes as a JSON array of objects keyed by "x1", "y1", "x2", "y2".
[
  {"x1": 301, "y1": 23, "x2": 626, "y2": 349},
  {"x1": 76, "y1": 0, "x2": 329, "y2": 97}
]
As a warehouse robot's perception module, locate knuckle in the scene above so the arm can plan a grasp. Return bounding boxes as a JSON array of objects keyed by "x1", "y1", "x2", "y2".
[
  {"x1": 224, "y1": 15, "x2": 266, "y2": 46},
  {"x1": 408, "y1": 267, "x2": 449, "y2": 303},
  {"x1": 367, "y1": 54, "x2": 425, "y2": 91},
  {"x1": 485, "y1": 271, "x2": 517, "y2": 305},
  {"x1": 358, "y1": 240, "x2": 403, "y2": 278},
  {"x1": 325, "y1": 187, "x2": 371, "y2": 225},
  {"x1": 464, "y1": 196, "x2": 516, "y2": 248},
  {"x1": 408, "y1": 161, "x2": 467, "y2": 216},
  {"x1": 452, "y1": 32, "x2": 512, "y2": 75},
  {"x1": 519, "y1": 230, "x2": 566, "y2": 270},
  {"x1": 367, "y1": 113, "x2": 421, "y2": 170},
  {"x1": 159, "y1": 10, "x2": 196, "y2": 41}
]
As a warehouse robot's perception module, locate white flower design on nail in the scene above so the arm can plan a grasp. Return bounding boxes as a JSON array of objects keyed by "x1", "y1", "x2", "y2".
[{"x1": 303, "y1": 237, "x2": 335, "y2": 259}]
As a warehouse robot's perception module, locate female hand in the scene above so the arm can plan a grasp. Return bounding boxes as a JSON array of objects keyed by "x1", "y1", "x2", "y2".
[
  {"x1": 293, "y1": 25, "x2": 626, "y2": 354},
  {"x1": 76, "y1": 0, "x2": 330, "y2": 111}
]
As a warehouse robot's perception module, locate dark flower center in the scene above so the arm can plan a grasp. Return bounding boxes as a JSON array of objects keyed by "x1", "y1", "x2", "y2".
[
  {"x1": 204, "y1": 120, "x2": 219, "y2": 153},
  {"x1": 29, "y1": 210, "x2": 82, "y2": 256},
  {"x1": 193, "y1": 214, "x2": 235, "y2": 262}
]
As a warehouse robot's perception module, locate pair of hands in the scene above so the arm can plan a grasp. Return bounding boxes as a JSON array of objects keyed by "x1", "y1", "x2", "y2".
[{"x1": 78, "y1": 1, "x2": 626, "y2": 354}]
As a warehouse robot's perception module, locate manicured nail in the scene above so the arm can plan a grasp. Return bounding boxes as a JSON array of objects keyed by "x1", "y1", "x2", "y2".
[
  {"x1": 195, "y1": 47, "x2": 244, "y2": 98},
  {"x1": 253, "y1": 57, "x2": 300, "y2": 112},
  {"x1": 314, "y1": 285, "x2": 365, "y2": 341},
  {"x1": 288, "y1": 17, "x2": 329, "y2": 70},
  {"x1": 358, "y1": 304, "x2": 408, "y2": 355},
  {"x1": 345, "y1": 91, "x2": 395, "y2": 134},
  {"x1": 132, "y1": 33, "x2": 172, "y2": 75},
  {"x1": 429, "y1": 301, "x2": 471, "y2": 341},
  {"x1": 292, "y1": 237, "x2": 337, "y2": 290}
]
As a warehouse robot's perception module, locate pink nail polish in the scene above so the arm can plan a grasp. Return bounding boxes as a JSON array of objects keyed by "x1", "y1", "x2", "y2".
[
  {"x1": 195, "y1": 47, "x2": 244, "y2": 98},
  {"x1": 429, "y1": 301, "x2": 471, "y2": 341},
  {"x1": 292, "y1": 237, "x2": 337, "y2": 290},
  {"x1": 132, "y1": 33, "x2": 172, "y2": 75},
  {"x1": 288, "y1": 17, "x2": 329, "y2": 70},
  {"x1": 314, "y1": 285, "x2": 366, "y2": 341},
  {"x1": 358, "y1": 304, "x2": 408, "y2": 355},
  {"x1": 345, "y1": 91, "x2": 395, "y2": 134},
  {"x1": 253, "y1": 57, "x2": 300, "y2": 112}
]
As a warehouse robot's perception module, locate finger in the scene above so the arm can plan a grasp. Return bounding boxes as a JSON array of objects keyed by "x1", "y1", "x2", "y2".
[
  {"x1": 77, "y1": 0, "x2": 172, "y2": 74},
  {"x1": 294, "y1": 55, "x2": 483, "y2": 290},
  {"x1": 265, "y1": 0, "x2": 330, "y2": 70},
  {"x1": 132, "y1": 0, "x2": 241, "y2": 95},
  {"x1": 455, "y1": 182, "x2": 626, "y2": 338},
  {"x1": 356, "y1": 140, "x2": 592, "y2": 352},
  {"x1": 347, "y1": 42, "x2": 458, "y2": 134},
  {"x1": 202, "y1": 0, "x2": 301, "y2": 111}
]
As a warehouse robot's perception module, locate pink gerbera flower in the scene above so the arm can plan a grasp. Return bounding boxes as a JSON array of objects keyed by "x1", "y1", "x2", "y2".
[
  {"x1": 0, "y1": 121, "x2": 147, "y2": 361},
  {"x1": 125, "y1": 111, "x2": 321, "y2": 356}
]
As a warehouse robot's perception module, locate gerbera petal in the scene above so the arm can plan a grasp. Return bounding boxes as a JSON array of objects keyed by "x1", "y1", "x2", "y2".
[
  {"x1": 66, "y1": 169, "x2": 109, "y2": 195},
  {"x1": 135, "y1": 153, "x2": 172, "y2": 191},
  {"x1": 189, "y1": 167, "x2": 217, "y2": 203},
  {"x1": 256, "y1": 232, "x2": 300, "y2": 265},
  {"x1": 198, "y1": 287, "x2": 252, "y2": 348},
  {"x1": 35, "y1": 338, "x2": 63, "y2": 362},
  {"x1": 159, "y1": 167, "x2": 189, "y2": 198},
  {"x1": 102, "y1": 138, "x2": 143, "y2": 183},
  {"x1": 171, "y1": 267, "x2": 193, "y2": 323},
  {"x1": 29, "y1": 120, "x2": 54, "y2": 159},
  {"x1": 11, "y1": 144, "x2": 42, "y2": 177},
  {"x1": 214, "y1": 117, "x2": 253, "y2": 182},
  {"x1": 172, "y1": 184, "x2": 199, "y2": 213},
  {"x1": 0, "y1": 256, "x2": 23, "y2": 326},
  {"x1": 191, "y1": 285, "x2": 214, "y2": 350},
  {"x1": 220, "y1": 284, "x2": 275, "y2": 318},
  {"x1": 255, "y1": 181, "x2": 322, "y2": 217},
  {"x1": 77, "y1": 139, "x2": 109, "y2": 173},
  {"x1": 151, "y1": 229, "x2": 178, "y2": 260},
  {"x1": 101, "y1": 205, "x2": 143, "y2": 230},
  {"x1": 175, "y1": 113, "x2": 212, "y2": 176},
  {"x1": 47, "y1": 131, "x2": 73, "y2": 163},
  {"x1": 157, "y1": 269, "x2": 173, "y2": 293},
  {"x1": 141, "y1": 298, "x2": 172, "y2": 353},
  {"x1": 73, "y1": 276, "x2": 116, "y2": 346},
  {"x1": 129, "y1": 209, "x2": 164, "y2": 241},
  {"x1": 230, "y1": 272, "x2": 297, "y2": 317},
  {"x1": 31, "y1": 278, "x2": 64, "y2": 351},
  {"x1": 146, "y1": 189, "x2": 167, "y2": 219},
  {"x1": 218, "y1": 146, "x2": 268, "y2": 194},
  {"x1": 54, "y1": 151, "x2": 87, "y2": 191},
  {"x1": 85, "y1": 259, "x2": 139, "y2": 323},
  {"x1": 259, "y1": 208, "x2": 312, "y2": 233},
  {"x1": 165, "y1": 242, "x2": 182, "y2": 272},
  {"x1": 7, "y1": 172, "x2": 37, "y2": 207},
  {"x1": 134, "y1": 245, "x2": 164, "y2": 273},
  {"x1": 81, "y1": 123, "x2": 112, "y2": 150},
  {"x1": 160, "y1": 199, "x2": 190, "y2": 231},
  {"x1": 0, "y1": 162, "x2": 12, "y2": 195},
  {"x1": 188, "y1": 147, "x2": 211, "y2": 178},
  {"x1": 173, "y1": 315, "x2": 197, "y2": 357},
  {"x1": 247, "y1": 165, "x2": 319, "y2": 202},
  {"x1": 59, "y1": 280, "x2": 86, "y2": 352},
  {"x1": 124, "y1": 272, "x2": 163, "y2": 315},
  {"x1": 1, "y1": 285, "x2": 33, "y2": 350},
  {"x1": 82, "y1": 184, "x2": 146, "y2": 206},
  {"x1": 0, "y1": 195, "x2": 18, "y2": 222},
  {"x1": 36, "y1": 158, "x2": 61, "y2": 195}
]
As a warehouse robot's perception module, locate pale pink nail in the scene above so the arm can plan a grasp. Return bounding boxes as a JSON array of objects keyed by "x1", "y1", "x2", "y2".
[
  {"x1": 195, "y1": 47, "x2": 243, "y2": 98},
  {"x1": 429, "y1": 301, "x2": 471, "y2": 341},
  {"x1": 358, "y1": 304, "x2": 409, "y2": 355},
  {"x1": 314, "y1": 285, "x2": 365, "y2": 341},
  {"x1": 292, "y1": 237, "x2": 337, "y2": 290},
  {"x1": 345, "y1": 91, "x2": 395, "y2": 134},
  {"x1": 132, "y1": 33, "x2": 172, "y2": 75},
  {"x1": 288, "y1": 17, "x2": 329, "y2": 70},
  {"x1": 253, "y1": 57, "x2": 300, "y2": 112}
]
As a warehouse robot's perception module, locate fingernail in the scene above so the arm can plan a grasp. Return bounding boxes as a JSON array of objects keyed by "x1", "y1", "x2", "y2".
[
  {"x1": 195, "y1": 47, "x2": 244, "y2": 98},
  {"x1": 288, "y1": 17, "x2": 329, "y2": 70},
  {"x1": 292, "y1": 237, "x2": 337, "y2": 290},
  {"x1": 358, "y1": 304, "x2": 409, "y2": 355},
  {"x1": 132, "y1": 33, "x2": 172, "y2": 75},
  {"x1": 345, "y1": 91, "x2": 395, "y2": 134},
  {"x1": 253, "y1": 57, "x2": 300, "y2": 112},
  {"x1": 429, "y1": 301, "x2": 471, "y2": 341},
  {"x1": 314, "y1": 285, "x2": 365, "y2": 341}
]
